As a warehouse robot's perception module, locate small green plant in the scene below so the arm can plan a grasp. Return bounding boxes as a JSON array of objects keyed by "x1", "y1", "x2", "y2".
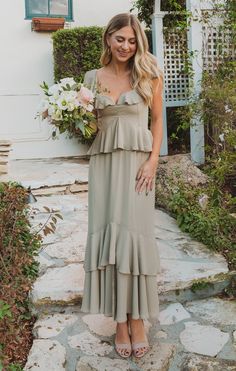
[
  {"x1": 6, "y1": 365, "x2": 23, "y2": 371},
  {"x1": 166, "y1": 177, "x2": 236, "y2": 269},
  {"x1": 0, "y1": 301, "x2": 12, "y2": 321},
  {"x1": 190, "y1": 280, "x2": 212, "y2": 293}
]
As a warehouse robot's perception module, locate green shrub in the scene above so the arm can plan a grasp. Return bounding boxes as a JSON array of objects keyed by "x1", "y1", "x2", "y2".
[
  {"x1": 0, "y1": 182, "x2": 41, "y2": 368},
  {"x1": 0, "y1": 182, "x2": 61, "y2": 368},
  {"x1": 52, "y1": 27, "x2": 104, "y2": 83},
  {"x1": 200, "y1": 62, "x2": 236, "y2": 188},
  {"x1": 167, "y1": 178, "x2": 236, "y2": 270}
]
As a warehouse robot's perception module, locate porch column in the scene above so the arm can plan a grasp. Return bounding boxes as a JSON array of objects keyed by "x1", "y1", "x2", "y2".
[
  {"x1": 152, "y1": 1, "x2": 168, "y2": 156},
  {"x1": 186, "y1": 0, "x2": 205, "y2": 164}
]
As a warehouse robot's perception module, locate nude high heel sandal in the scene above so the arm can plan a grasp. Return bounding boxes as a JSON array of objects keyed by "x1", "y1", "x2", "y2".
[
  {"x1": 127, "y1": 315, "x2": 150, "y2": 358},
  {"x1": 114, "y1": 341, "x2": 132, "y2": 358},
  {"x1": 131, "y1": 333, "x2": 150, "y2": 358},
  {"x1": 114, "y1": 321, "x2": 132, "y2": 358}
]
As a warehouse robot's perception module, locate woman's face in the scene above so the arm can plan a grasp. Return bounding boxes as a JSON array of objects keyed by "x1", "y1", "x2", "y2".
[{"x1": 107, "y1": 26, "x2": 137, "y2": 63}]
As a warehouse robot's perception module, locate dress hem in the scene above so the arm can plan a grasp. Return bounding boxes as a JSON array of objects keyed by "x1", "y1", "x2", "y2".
[{"x1": 80, "y1": 308, "x2": 160, "y2": 324}]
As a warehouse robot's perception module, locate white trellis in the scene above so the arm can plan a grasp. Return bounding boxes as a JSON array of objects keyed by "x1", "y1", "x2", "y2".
[{"x1": 152, "y1": 0, "x2": 233, "y2": 164}]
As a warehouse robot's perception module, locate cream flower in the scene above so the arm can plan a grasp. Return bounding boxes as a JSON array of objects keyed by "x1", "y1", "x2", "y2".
[
  {"x1": 60, "y1": 77, "x2": 76, "y2": 88},
  {"x1": 51, "y1": 109, "x2": 63, "y2": 121},
  {"x1": 48, "y1": 83, "x2": 62, "y2": 96}
]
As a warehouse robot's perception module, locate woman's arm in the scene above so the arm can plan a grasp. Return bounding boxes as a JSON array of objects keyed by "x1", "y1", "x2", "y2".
[
  {"x1": 149, "y1": 77, "x2": 164, "y2": 164},
  {"x1": 135, "y1": 77, "x2": 164, "y2": 194}
]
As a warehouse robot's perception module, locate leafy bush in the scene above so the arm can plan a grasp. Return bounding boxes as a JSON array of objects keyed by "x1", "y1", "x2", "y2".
[
  {"x1": 166, "y1": 177, "x2": 236, "y2": 270},
  {"x1": 0, "y1": 182, "x2": 41, "y2": 368},
  {"x1": 52, "y1": 27, "x2": 104, "y2": 83},
  {"x1": 200, "y1": 62, "x2": 236, "y2": 189}
]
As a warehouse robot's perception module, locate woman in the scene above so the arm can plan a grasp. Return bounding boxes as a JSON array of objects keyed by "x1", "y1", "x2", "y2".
[{"x1": 81, "y1": 12, "x2": 164, "y2": 359}]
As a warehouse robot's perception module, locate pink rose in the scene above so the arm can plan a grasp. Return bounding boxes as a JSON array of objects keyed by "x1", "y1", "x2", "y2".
[{"x1": 77, "y1": 86, "x2": 94, "y2": 107}]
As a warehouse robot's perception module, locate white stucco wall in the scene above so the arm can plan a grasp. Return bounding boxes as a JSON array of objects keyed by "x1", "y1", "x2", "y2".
[
  {"x1": 75, "y1": 0, "x2": 135, "y2": 26},
  {"x1": 0, "y1": 0, "x2": 135, "y2": 159}
]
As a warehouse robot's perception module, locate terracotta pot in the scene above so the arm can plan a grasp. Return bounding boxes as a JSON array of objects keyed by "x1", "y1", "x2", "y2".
[{"x1": 32, "y1": 17, "x2": 65, "y2": 32}]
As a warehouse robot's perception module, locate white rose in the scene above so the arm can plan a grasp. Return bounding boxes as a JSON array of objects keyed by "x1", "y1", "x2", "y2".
[
  {"x1": 67, "y1": 102, "x2": 75, "y2": 111},
  {"x1": 52, "y1": 109, "x2": 63, "y2": 121},
  {"x1": 60, "y1": 77, "x2": 76, "y2": 88},
  {"x1": 48, "y1": 83, "x2": 62, "y2": 96}
]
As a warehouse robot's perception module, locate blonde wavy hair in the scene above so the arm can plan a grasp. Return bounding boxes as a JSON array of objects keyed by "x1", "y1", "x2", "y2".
[{"x1": 100, "y1": 13, "x2": 164, "y2": 107}]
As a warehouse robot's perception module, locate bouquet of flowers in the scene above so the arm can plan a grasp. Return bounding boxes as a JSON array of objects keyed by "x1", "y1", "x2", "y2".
[{"x1": 37, "y1": 77, "x2": 97, "y2": 139}]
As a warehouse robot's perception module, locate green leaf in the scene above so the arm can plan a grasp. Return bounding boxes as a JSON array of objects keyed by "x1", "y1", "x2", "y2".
[{"x1": 75, "y1": 119, "x2": 85, "y2": 135}]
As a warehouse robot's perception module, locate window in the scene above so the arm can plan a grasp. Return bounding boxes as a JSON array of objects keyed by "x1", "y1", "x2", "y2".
[{"x1": 25, "y1": 0, "x2": 73, "y2": 21}]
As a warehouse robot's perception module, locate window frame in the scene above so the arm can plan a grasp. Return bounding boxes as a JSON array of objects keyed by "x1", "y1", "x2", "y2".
[{"x1": 25, "y1": 0, "x2": 73, "y2": 21}]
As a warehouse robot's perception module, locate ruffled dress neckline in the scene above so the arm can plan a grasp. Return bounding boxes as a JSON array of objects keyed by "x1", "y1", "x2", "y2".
[{"x1": 94, "y1": 68, "x2": 138, "y2": 106}]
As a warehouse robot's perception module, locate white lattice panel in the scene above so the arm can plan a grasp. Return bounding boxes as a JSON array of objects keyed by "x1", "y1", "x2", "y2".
[
  {"x1": 163, "y1": 28, "x2": 189, "y2": 103},
  {"x1": 202, "y1": 24, "x2": 235, "y2": 73}
]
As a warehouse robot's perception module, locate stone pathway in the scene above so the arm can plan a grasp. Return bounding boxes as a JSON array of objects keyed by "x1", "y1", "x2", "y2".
[{"x1": 1, "y1": 158, "x2": 236, "y2": 370}]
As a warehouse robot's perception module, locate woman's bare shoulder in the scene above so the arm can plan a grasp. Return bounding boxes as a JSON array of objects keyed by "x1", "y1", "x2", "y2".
[
  {"x1": 84, "y1": 69, "x2": 97, "y2": 79},
  {"x1": 83, "y1": 69, "x2": 97, "y2": 88}
]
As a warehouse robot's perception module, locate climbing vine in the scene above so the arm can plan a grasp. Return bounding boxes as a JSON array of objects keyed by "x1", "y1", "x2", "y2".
[
  {"x1": 131, "y1": 0, "x2": 187, "y2": 29},
  {"x1": 131, "y1": 0, "x2": 236, "y2": 38},
  {"x1": 130, "y1": 0, "x2": 155, "y2": 28}
]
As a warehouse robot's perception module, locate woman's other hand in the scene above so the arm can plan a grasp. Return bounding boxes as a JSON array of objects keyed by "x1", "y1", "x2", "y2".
[{"x1": 135, "y1": 158, "x2": 159, "y2": 193}]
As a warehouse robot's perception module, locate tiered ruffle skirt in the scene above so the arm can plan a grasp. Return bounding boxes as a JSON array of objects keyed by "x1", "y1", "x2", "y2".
[{"x1": 81, "y1": 149, "x2": 161, "y2": 322}]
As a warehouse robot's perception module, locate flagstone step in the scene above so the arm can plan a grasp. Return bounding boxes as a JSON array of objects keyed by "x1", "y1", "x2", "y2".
[
  {"x1": 24, "y1": 297, "x2": 236, "y2": 370},
  {"x1": 30, "y1": 262, "x2": 235, "y2": 309},
  {"x1": 29, "y1": 194, "x2": 234, "y2": 309},
  {"x1": 0, "y1": 157, "x2": 89, "y2": 190},
  {"x1": 31, "y1": 182, "x2": 88, "y2": 196}
]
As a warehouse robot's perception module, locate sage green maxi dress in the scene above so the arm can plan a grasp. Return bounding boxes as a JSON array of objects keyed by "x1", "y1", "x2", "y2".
[{"x1": 81, "y1": 69, "x2": 161, "y2": 323}]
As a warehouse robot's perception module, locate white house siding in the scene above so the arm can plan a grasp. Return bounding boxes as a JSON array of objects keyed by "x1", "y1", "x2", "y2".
[{"x1": 0, "y1": 0, "x2": 135, "y2": 159}]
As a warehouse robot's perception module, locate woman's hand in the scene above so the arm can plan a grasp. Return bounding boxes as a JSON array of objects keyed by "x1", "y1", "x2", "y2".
[{"x1": 135, "y1": 158, "x2": 159, "y2": 194}]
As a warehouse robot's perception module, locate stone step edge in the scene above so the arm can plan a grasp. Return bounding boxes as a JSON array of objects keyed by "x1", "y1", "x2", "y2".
[
  {"x1": 32, "y1": 182, "x2": 88, "y2": 196},
  {"x1": 159, "y1": 270, "x2": 236, "y2": 303},
  {"x1": 30, "y1": 270, "x2": 236, "y2": 309}
]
